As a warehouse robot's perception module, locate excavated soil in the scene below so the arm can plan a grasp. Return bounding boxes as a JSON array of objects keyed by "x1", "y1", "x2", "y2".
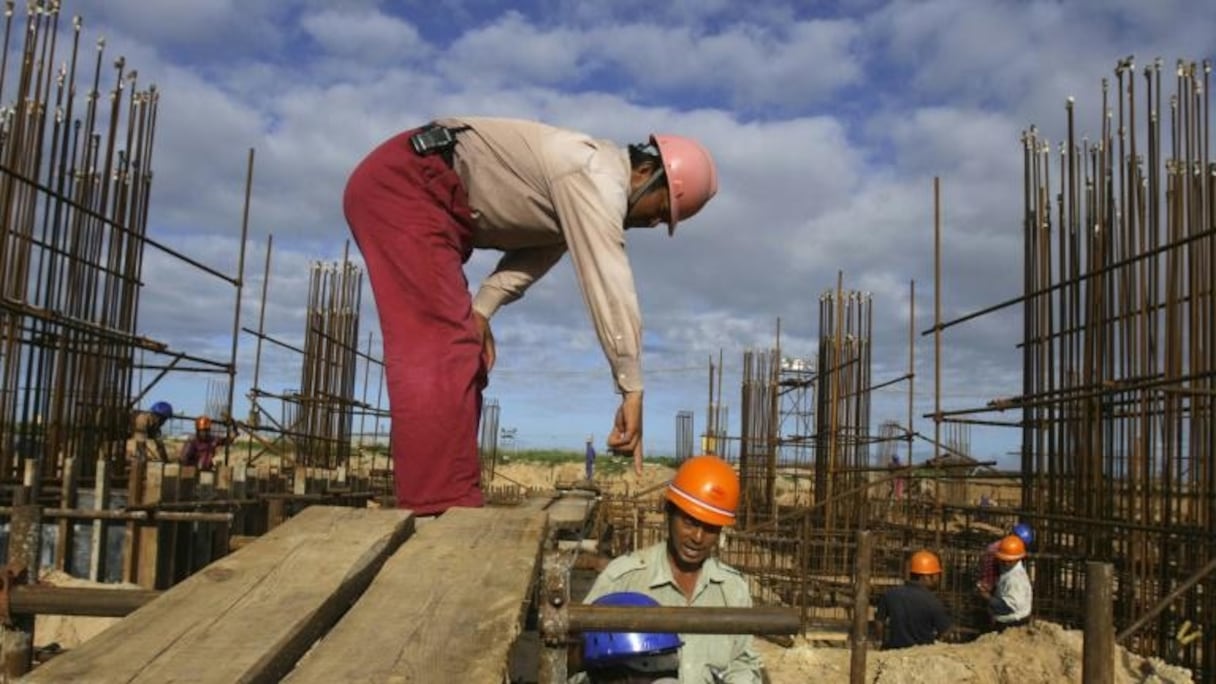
[{"x1": 756, "y1": 621, "x2": 1193, "y2": 683}]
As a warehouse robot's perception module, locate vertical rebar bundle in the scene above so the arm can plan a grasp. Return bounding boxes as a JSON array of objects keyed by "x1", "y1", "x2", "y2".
[
  {"x1": 1020, "y1": 57, "x2": 1214, "y2": 678},
  {"x1": 674, "y1": 409, "x2": 694, "y2": 463},
  {"x1": 0, "y1": 3, "x2": 160, "y2": 482},
  {"x1": 814, "y1": 288, "x2": 873, "y2": 528},
  {"x1": 295, "y1": 257, "x2": 362, "y2": 468},
  {"x1": 739, "y1": 348, "x2": 778, "y2": 527}
]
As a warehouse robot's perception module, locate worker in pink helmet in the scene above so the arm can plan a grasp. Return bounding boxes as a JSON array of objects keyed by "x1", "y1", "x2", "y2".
[{"x1": 344, "y1": 118, "x2": 718, "y2": 515}]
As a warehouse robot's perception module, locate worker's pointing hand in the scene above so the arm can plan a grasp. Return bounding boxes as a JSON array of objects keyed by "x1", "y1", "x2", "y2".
[
  {"x1": 472, "y1": 311, "x2": 496, "y2": 374},
  {"x1": 608, "y1": 391, "x2": 643, "y2": 476}
]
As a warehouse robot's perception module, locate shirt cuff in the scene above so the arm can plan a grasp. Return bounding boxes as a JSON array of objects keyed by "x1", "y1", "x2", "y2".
[
  {"x1": 613, "y1": 358, "x2": 643, "y2": 394},
  {"x1": 472, "y1": 287, "x2": 508, "y2": 318}
]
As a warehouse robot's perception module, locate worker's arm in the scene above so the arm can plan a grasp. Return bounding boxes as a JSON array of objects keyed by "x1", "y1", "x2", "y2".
[
  {"x1": 472, "y1": 245, "x2": 567, "y2": 320},
  {"x1": 154, "y1": 437, "x2": 170, "y2": 462},
  {"x1": 933, "y1": 603, "x2": 953, "y2": 641},
  {"x1": 717, "y1": 639, "x2": 763, "y2": 683},
  {"x1": 472, "y1": 310, "x2": 496, "y2": 374},
  {"x1": 548, "y1": 168, "x2": 641, "y2": 395},
  {"x1": 873, "y1": 594, "x2": 889, "y2": 647},
  {"x1": 548, "y1": 154, "x2": 645, "y2": 470}
]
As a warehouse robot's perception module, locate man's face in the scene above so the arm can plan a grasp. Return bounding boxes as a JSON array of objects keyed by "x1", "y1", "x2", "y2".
[{"x1": 667, "y1": 507, "x2": 721, "y2": 568}]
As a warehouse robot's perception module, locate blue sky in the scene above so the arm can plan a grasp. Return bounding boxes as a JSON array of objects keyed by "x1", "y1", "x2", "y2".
[{"x1": 25, "y1": 0, "x2": 1215, "y2": 464}]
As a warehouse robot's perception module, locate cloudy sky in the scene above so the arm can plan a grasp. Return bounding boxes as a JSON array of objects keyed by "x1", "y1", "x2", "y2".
[{"x1": 22, "y1": 0, "x2": 1213, "y2": 464}]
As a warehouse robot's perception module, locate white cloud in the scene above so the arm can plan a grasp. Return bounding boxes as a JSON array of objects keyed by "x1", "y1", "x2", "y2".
[
  {"x1": 300, "y1": 8, "x2": 429, "y2": 64},
  {"x1": 439, "y1": 12, "x2": 587, "y2": 87}
]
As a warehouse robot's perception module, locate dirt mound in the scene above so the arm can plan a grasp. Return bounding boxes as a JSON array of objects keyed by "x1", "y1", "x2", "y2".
[
  {"x1": 756, "y1": 621, "x2": 1193, "y2": 683},
  {"x1": 33, "y1": 570, "x2": 143, "y2": 650}
]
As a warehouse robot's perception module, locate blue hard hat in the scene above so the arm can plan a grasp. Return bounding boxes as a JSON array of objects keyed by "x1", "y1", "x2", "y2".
[
  {"x1": 583, "y1": 592, "x2": 681, "y2": 668},
  {"x1": 150, "y1": 401, "x2": 174, "y2": 419},
  {"x1": 1012, "y1": 522, "x2": 1034, "y2": 546}
]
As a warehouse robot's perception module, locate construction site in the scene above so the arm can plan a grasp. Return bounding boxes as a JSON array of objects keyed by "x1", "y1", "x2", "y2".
[{"x1": 0, "y1": 3, "x2": 1212, "y2": 683}]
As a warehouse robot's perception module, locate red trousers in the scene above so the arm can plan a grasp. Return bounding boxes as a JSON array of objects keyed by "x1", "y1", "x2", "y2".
[{"x1": 344, "y1": 129, "x2": 486, "y2": 514}]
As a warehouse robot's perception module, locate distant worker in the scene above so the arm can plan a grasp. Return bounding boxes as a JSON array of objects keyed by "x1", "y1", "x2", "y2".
[
  {"x1": 572, "y1": 592, "x2": 682, "y2": 684},
  {"x1": 343, "y1": 117, "x2": 718, "y2": 515},
  {"x1": 583, "y1": 455, "x2": 762, "y2": 682},
  {"x1": 130, "y1": 401, "x2": 173, "y2": 463},
  {"x1": 976, "y1": 522, "x2": 1034, "y2": 593},
  {"x1": 977, "y1": 492, "x2": 994, "y2": 523},
  {"x1": 874, "y1": 550, "x2": 952, "y2": 649},
  {"x1": 179, "y1": 416, "x2": 234, "y2": 471},
  {"x1": 889, "y1": 455, "x2": 905, "y2": 499},
  {"x1": 585, "y1": 435, "x2": 598, "y2": 481},
  {"x1": 977, "y1": 534, "x2": 1033, "y2": 631}
]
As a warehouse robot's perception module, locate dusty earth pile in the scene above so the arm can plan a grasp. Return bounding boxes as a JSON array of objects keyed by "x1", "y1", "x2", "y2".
[
  {"x1": 756, "y1": 621, "x2": 1193, "y2": 683},
  {"x1": 34, "y1": 570, "x2": 138, "y2": 650}
]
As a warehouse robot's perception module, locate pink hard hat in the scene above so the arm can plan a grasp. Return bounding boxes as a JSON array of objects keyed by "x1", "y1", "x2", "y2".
[{"x1": 651, "y1": 134, "x2": 718, "y2": 235}]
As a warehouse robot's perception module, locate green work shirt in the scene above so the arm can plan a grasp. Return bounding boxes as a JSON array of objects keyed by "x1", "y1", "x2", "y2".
[{"x1": 581, "y1": 542, "x2": 763, "y2": 684}]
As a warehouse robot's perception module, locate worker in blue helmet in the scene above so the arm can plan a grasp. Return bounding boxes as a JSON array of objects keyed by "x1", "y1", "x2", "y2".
[
  {"x1": 129, "y1": 400, "x2": 173, "y2": 463},
  {"x1": 575, "y1": 592, "x2": 681, "y2": 684}
]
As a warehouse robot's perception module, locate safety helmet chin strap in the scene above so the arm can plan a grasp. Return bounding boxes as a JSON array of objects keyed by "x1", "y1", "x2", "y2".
[{"x1": 626, "y1": 164, "x2": 667, "y2": 214}]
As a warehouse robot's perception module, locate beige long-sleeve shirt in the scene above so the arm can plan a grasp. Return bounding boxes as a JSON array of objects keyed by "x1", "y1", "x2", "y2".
[{"x1": 437, "y1": 116, "x2": 643, "y2": 393}]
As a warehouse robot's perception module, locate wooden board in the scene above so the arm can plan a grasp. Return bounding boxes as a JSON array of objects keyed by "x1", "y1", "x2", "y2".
[
  {"x1": 25, "y1": 505, "x2": 414, "y2": 684},
  {"x1": 284, "y1": 505, "x2": 547, "y2": 684},
  {"x1": 545, "y1": 491, "x2": 596, "y2": 533}
]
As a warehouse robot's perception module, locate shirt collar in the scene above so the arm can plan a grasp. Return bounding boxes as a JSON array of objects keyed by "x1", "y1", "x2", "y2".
[{"x1": 641, "y1": 542, "x2": 730, "y2": 594}]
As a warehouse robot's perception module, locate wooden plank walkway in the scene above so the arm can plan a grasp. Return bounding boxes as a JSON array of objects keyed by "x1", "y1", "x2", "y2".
[
  {"x1": 24, "y1": 506, "x2": 414, "y2": 684},
  {"x1": 545, "y1": 490, "x2": 596, "y2": 535},
  {"x1": 283, "y1": 505, "x2": 547, "y2": 684}
]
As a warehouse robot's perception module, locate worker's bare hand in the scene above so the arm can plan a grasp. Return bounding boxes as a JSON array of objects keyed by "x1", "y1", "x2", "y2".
[
  {"x1": 472, "y1": 311, "x2": 496, "y2": 373},
  {"x1": 608, "y1": 391, "x2": 643, "y2": 475}
]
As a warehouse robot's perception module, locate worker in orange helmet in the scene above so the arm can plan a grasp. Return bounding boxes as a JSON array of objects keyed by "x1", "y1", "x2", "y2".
[
  {"x1": 344, "y1": 118, "x2": 718, "y2": 515},
  {"x1": 579, "y1": 455, "x2": 762, "y2": 683},
  {"x1": 178, "y1": 415, "x2": 235, "y2": 471},
  {"x1": 873, "y1": 550, "x2": 953, "y2": 649},
  {"x1": 977, "y1": 534, "x2": 1033, "y2": 631}
]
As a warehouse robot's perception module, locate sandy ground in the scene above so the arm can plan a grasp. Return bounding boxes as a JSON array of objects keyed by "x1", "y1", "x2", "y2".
[
  {"x1": 755, "y1": 621, "x2": 1193, "y2": 683},
  {"x1": 486, "y1": 457, "x2": 677, "y2": 495},
  {"x1": 34, "y1": 570, "x2": 133, "y2": 651}
]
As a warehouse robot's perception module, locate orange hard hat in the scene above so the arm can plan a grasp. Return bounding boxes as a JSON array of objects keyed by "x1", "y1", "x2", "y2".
[
  {"x1": 195, "y1": 415, "x2": 213, "y2": 431},
  {"x1": 651, "y1": 134, "x2": 718, "y2": 235},
  {"x1": 995, "y1": 534, "x2": 1027, "y2": 561},
  {"x1": 909, "y1": 549, "x2": 943, "y2": 576},
  {"x1": 665, "y1": 455, "x2": 739, "y2": 527}
]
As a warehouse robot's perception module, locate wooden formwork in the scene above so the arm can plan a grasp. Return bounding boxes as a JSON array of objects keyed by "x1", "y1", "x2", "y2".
[
  {"x1": 20, "y1": 498, "x2": 558, "y2": 683},
  {"x1": 0, "y1": 460, "x2": 383, "y2": 590}
]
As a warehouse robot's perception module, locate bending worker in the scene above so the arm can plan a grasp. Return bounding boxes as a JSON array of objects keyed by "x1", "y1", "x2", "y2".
[
  {"x1": 583, "y1": 455, "x2": 762, "y2": 682},
  {"x1": 344, "y1": 117, "x2": 718, "y2": 515},
  {"x1": 874, "y1": 549, "x2": 952, "y2": 649},
  {"x1": 130, "y1": 401, "x2": 173, "y2": 463}
]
